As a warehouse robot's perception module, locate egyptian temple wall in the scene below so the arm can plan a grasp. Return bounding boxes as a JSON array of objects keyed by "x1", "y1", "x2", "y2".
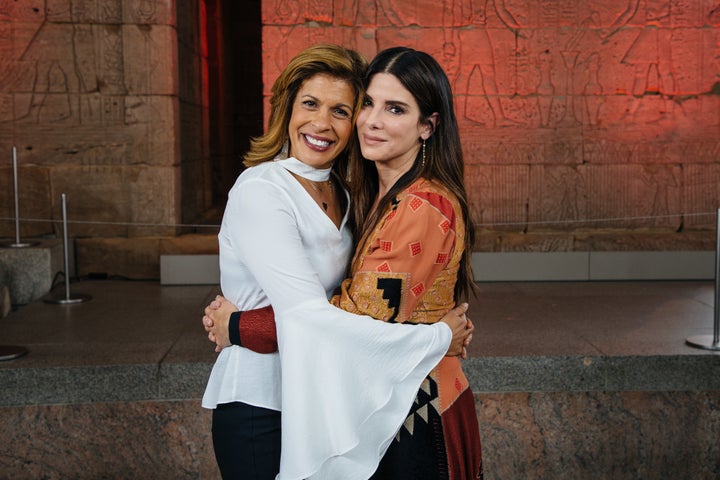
[
  {"x1": 263, "y1": 0, "x2": 720, "y2": 252},
  {"x1": 1, "y1": 0, "x2": 719, "y2": 279},
  {"x1": 0, "y1": 0, "x2": 207, "y2": 240}
]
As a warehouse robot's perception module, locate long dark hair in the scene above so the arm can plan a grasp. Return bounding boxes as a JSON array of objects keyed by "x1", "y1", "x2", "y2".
[{"x1": 348, "y1": 46, "x2": 476, "y2": 301}]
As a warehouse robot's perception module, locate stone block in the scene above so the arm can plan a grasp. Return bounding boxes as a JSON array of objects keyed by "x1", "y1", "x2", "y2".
[
  {"x1": 49, "y1": 166, "x2": 133, "y2": 237},
  {"x1": 575, "y1": 231, "x2": 715, "y2": 251},
  {"x1": 8, "y1": 93, "x2": 179, "y2": 172},
  {"x1": 261, "y1": 26, "x2": 354, "y2": 97},
  {"x1": 0, "y1": 401, "x2": 218, "y2": 480},
  {"x1": 124, "y1": 95, "x2": 181, "y2": 167},
  {"x1": 0, "y1": 0, "x2": 43, "y2": 23},
  {"x1": 73, "y1": 234, "x2": 220, "y2": 280},
  {"x1": 123, "y1": 1, "x2": 177, "y2": 26},
  {"x1": 527, "y1": 164, "x2": 684, "y2": 232},
  {"x1": 474, "y1": 231, "x2": 716, "y2": 253},
  {"x1": 46, "y1": 0, "x2": 122, "y2": 23},
  {"x1": 478, "y1": 391, "x2": 720, "y2": 480},
  {"x1": 159, "y1": 234, "x2": 219, "y2": 255},
  {"x1": 128, "y1": 166, "x2": 181, "y2": 237},
  {"x1": 581, "y1": 164, "x2": 683, "y2": 230},
  {"x1": 75, "y1": 237, "x2": 163, "y2": 279},
  {"x1": 0, "y1": 239, "x2": 63, "y2": 305},
  {"x1": 0, "y1": 164, "x2": 53, "y2": 239},
  {"x1": 261, "y1": 0, "x2": 303, "y2": 25},
  {"x1": 497, "y1": 233, "x2": 576, "y2": 253},
  {"x1": 123, "y1": 25, "x2": 178, "y2": 96},
  {"x1": 465, "y1": 164, "x2": 529, "y2": 232},
  {"x1": 685, "y1": 164, "x2": 720, "y2": 229},
  {"x1": 46, "y1": 165, "x2": 180, "y2": 238},
  {"x1": 336, "y1": 2, "x2": 377, "y2": 27}
]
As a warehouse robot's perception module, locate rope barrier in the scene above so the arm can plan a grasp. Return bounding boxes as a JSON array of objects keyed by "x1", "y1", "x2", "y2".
[
  {"x1": 474, "y1": 211, "x2": 717, "y2": 228},
  {"x1": 0, "y1": 211, "x2": 717, "y2": 230},
  {"x1": 0, "y1": 217, "x2": 221, "y2": 229}
]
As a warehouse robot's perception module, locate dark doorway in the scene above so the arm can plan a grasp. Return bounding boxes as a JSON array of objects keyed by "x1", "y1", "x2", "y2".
[{"x1": 205, "y1": 0, "x2": 263, "y2": 218}]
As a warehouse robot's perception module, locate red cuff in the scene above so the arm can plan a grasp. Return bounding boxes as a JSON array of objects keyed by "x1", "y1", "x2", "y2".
[{"x1": 238, "y1": 305, "x2": 277, "y2": 354}]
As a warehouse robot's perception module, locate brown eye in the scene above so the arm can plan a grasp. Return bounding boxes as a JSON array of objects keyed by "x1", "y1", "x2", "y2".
[{"x1": 334, "y1": 108, "x2": 351, "y2": 118}]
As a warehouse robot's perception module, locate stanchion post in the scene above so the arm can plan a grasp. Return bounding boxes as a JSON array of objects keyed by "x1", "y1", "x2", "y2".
[
  {"x1": 686, "y1": 207, "x2": 720, "y2": 350},
  {"x1": 62, "y1": 193, "x2": 71, "y2": 301},
  {"x1": 715, "y1": 206, "x2": 720, "y2": 345},
  {"x1": 12, "y1": 146, "x2": 20, "y2": 245},
  {"x1": 43, "y1": 193, "x2": 91, "y2": 305},
  {"x1": 0, "y1": 147, "x2": 33, "y2": 359},
  {"x1": 2, "y1": 146, "x2": 36, "y2": 248}
]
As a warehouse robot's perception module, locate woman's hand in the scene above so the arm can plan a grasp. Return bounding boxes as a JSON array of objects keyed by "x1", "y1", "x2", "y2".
[
  {"x1": 202, "y1": 295, "x2": 239, "y2": 352},
  {"x1": 439, "y1": 303, "x2": 474, "y2": 359}
]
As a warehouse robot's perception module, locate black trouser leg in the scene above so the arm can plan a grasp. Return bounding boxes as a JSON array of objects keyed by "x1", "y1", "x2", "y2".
[{"x1": 212, "y1": 402, "x2": 281, "y2": 480}]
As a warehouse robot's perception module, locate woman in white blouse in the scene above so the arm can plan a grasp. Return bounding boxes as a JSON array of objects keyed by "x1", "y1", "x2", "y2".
[{"x1": 201, "y1": 44, "x2": 472, "y2": 480}]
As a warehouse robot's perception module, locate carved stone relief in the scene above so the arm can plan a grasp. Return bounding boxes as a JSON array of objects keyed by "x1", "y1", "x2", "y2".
[
  {"x1": 260, "y1": 0, "x2": 720, "y2": 235},
  {"x1": 1, "y1": 0, "x2": 718, "y2": 249},
  {"x1": 1, "y1": 0, "x2": 183, "y2": 239}
]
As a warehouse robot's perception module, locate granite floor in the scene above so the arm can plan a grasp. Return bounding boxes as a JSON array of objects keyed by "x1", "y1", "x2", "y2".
[
  {"x1": 1, "y1": 279, "x2": 719, "y2": 480},
  {"x1": 0, "y1": 279, "x2": 717, "y2": 373}
]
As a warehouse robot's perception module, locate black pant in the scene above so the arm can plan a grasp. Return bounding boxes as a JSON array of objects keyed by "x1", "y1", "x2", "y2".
[{"x1": 212, "y1": 401, "x2": 282, "y2": 479}]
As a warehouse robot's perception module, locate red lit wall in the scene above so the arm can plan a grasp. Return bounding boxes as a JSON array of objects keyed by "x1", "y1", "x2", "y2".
[{"x1": 261, "y1": 0, "x2": 720, "y2": 251}]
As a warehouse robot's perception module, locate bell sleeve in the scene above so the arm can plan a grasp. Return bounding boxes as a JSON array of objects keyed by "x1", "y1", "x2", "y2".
[{"x1": 228, "y1": 179, "x2": 452, "y2": 480}]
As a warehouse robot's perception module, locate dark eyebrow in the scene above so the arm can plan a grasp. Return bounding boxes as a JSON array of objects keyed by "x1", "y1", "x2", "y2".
[
  {"x1": 301, "y1": 94, "x2": 352, "y2": 112},
  {"x1": 364, "y1": 93, "x2": 411, "y2": 109},
  {"x1": 387, "y1": 100, "x2": 411, "y2": 108}
]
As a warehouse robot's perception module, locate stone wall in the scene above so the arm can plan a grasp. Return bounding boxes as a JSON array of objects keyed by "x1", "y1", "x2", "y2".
[
  {"x1": 0, "y1": 1, "x2": 217, "y2": 278},
  {"x1": 1, "y1": 393, "x2": 718, "y2": 479},
  {"x1": 261, "y1": 0, "x2": 720, "y2": 252},
  {"x1": 1, "y1": 1, "x2": 719, "y2": 280},
  {"x1": 0, "y1": 1, "x2": 205, "y2": 243}
]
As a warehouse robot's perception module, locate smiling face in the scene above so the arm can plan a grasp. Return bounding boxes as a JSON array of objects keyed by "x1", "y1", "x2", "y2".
[
  {"x1": 356, "y1": 73, "x2": 433, "y2": 172},
  {"x1": 287, "y1": 73, "x2": 356, "y2": 170}
]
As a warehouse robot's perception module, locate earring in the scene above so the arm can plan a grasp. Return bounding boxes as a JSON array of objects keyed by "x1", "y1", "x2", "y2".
[
  {"x1": 421, "y1": 139, "x2": 426, "y2": 168},
  {"x1": 279, "y1": 140, "x2": 289, "y2": 159}
]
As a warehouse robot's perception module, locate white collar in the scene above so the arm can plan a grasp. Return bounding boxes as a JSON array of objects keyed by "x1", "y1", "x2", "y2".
[{"x1": 275, "y1": 156, "x2": 332, "y2": 182}]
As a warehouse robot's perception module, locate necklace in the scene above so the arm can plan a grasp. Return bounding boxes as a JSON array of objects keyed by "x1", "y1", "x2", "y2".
[{"x1": 296, "y1": 175, "x2": 335, "y2": 211}]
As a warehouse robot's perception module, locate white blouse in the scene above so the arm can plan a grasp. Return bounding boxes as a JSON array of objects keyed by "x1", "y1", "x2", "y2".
[{"x1": 202, "y1": 156, "x2": 451, "y2": 480}]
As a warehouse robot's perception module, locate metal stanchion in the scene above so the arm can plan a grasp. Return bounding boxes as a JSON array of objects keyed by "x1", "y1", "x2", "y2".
[
  {"x1": 686, "y1": 207, "x2": 720, "y2": 351},
  {"x1": 0, "y1": 146, "x2": 31, "y2": 360},
  {"x1": 43, "y1": 194, "x2": 91, "y2": 305},
  {"x1": 1, "y1": 146, "x2": 37, "y2": 248}
]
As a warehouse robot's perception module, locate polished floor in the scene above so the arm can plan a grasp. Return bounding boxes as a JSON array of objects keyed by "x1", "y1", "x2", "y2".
[
  {"x1": 0, "y1": 279, "x2": 716, "y2": 368},
  {"x1": 2, "y1": 279, "x2": 717, "y2": 480}
]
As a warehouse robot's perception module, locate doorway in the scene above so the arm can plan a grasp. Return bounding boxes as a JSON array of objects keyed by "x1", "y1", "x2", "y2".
[{"x1": 205, "y1": 0, "x2": 263, "y2": 219}]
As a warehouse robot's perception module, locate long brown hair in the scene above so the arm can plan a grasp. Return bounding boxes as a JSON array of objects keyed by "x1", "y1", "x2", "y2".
[
  {"x1": 348, "y1": 47, "x2": 476, "y2": 301},
  {"x1": 243, "y1": 44, "x2": 367, "y2": 187}
]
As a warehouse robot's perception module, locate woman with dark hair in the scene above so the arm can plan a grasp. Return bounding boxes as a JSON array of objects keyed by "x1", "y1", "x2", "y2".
[
  {"x1": 201, "y1": 43, "x2": 473, "y2": 480},
  {"x1": 205, "y1": 46, "x2": 482, "y2": 479},
  {"x1": 351, "y1": 46, "x2": 482, "y2": 480}
]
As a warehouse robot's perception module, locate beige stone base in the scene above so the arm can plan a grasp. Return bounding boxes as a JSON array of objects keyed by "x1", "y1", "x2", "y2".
[
  {"x1": 73, "y1": 231, "x2": 715, "y2": 280},
  {"x1": 75, "y1": 233, "x2": 219, "y2": 279},
  {"x1": 0, "y1": 401, "x2": 219, "y2": 480},
  {"x1": 476, "y1": 230, "x2": 715, "y2": 252},
  {"x1": 1, "y1": 392, "x2": 718, "y2": 479},
  {"x1": 478, "y1": 391, "x2": 720, "y2": 479}
]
